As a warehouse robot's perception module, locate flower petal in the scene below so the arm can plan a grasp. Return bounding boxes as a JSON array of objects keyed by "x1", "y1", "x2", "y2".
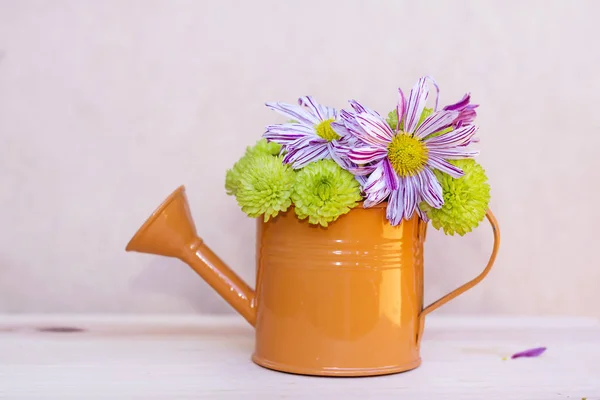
[
  {"x1": 425, "y1": 124, "x2": 478, "y2": 148},
  {"x1": 265, "y1": 102, "x2": 320, "y2": 126},
  {"x1": 424, "y1": 76, "x2": 440, "y2": 111},
  {"x1": 339, "y1": 109, "x2": 367, "y2": 138},
  {"x1": 416, "y1": 206, "x2": 429, "y2": 222},
  {"x1": 427, "y1": 155, "x2": 464, "y2": 178},
  {"x1": 427, "y1": 146, "x2": 480, "y2": 159},
  {"x1": 382, "y1": 157, "x2": 399, "y2": 191},
  {"x1": 402, "y1": 176, "x2": 418, "y2": 219},
  {"x1": 363, "y1": 186, "x2": 390, "y2": 207},
  {"x1": 418, "y1": 167, "x2": 444, "y2": 208},
  {"x1": 386, "y1": 188, "x2": 404, "y2": 226},
  {"x1": 263, "y1": 123, "x2": 316, "y2": 145},
  {"x1": 355, "y1": 175, "x2": 368, "y2": 187},
  {"x1": 444, "y1": 93, "x2": 471, "y2": 111},
  {"x1": 511, "y1": 347, "x2": 547, "y2": 359},
  {"x1": 283, "y1": 143, "x2": 329, "y2": 169},
  {"x1": 396, "y1": 88, "x2": 406, "y2": 133},
  {"x1": 355, "y1": 112, "x2": 395, "y2": 147},
  {"x1": 330, "y1": 120, "x2": 350, "y2": 138},
  {"x1": 297, "y1": 96, "x2": 337, "y2": 121},
  {"x1": 404, "y1": 77, "x2": 430, "y2": 134},
  {"x1": 414, "y1": 110, "x2": 459, "y2": 139},
  {"x1": 348, "y1": 146, "x2": 388, "y2": 164},
  {"x1": 363, "y1": 161, "x2": 388, "y2": 194},
  {"x1": 349, "y1": 100, "x2": 382, "y2": 117}
]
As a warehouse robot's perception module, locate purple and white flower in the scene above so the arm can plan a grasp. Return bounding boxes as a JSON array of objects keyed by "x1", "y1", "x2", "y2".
[
  {"x1": 263, "y1": 96, "x2": 356, "y2": 169},
  {"x1": 340, "y1": 76, "x2": 480, "y2": 225}
]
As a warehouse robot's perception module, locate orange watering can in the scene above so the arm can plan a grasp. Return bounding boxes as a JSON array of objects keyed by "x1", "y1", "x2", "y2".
[{"x1": 126, "y1": 185, "x2": 500, "y2": 377}]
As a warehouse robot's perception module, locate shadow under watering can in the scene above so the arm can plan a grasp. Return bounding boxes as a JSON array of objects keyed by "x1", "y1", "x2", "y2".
[{"x1": 126, "y1": 185, "x2": 500, "y2": 377}]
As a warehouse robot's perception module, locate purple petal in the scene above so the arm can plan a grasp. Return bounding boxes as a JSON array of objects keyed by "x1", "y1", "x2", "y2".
[
  {"x1": 511, "y1": 347, "x2": 547, "y2": 359},
  {"x1": 381, "y1": 158, "x2": 399, "y2": 191},
  {"x1": 364, "y1": 186, "x2": 391, "y2": 207},
  {"x1": 263, "y1": 123, "x2": 315, "y2": 145},
  {"x1": 443, "y1": 93, "x2": 471, "y2": 111},
  {"x1": 355, "y1": 175, "x2": 368, "y2": 187},
  {"x1": 400, "y1": 176, "x2": 418, "y2": 219},
  {"x1": 418, "y1": 167, "x2": 444, "y2": 208},
  {"x1": 348, "y1": 146, "x2": 387, "y2": 164},
  {"x1": 347, "y1": 164, "x2": 378, "y2": 176},
  {"x1": 283, "y1": 143, "x2": 329, "y2": 169},
  {"x1": 363, "y1": 162, "x2": 388, "y2": 194},
  {"x1": 424, "y1": 76, "x2": 440, "y2": 111},
  {"x1": 427, "y1": 146, "x2": 480, "y2": 159},
  {"x1": 455, "y1": 105, "x2": 478, "y2": 127},
  {"x1": 265, "y1": 102, "x2": 320, "y2": 126},
  {"x1": 330, "y1": 120, "x2": 350, "y2": 138},
  {"x1": 386, "y1": 188, "x2": 404, "y2": 226},
  {"x1": 414, "y1": 110, "x2": 460, "y2": 139},
  {"x1": 404, "y1": 77, "x2": 430, "y2": 134},
  {"x1": 416, "y1": 206, "x2": 429, "y2": 222},
  {"x1": 339, "y1": 109, "x2": 367, "y2": 138},
  {"x1": 427, "y1": 155, "x2": 464, "y2": 179},
  {"x1": 348, "y1": 100, "x2": 382, "y2": 117},
  {"x1": 424, "y1": 124, "x2": 478, "y2": 148},
  {"x1": 396, "y1": 88, "x2": 406, "y2": 133},
  {"x1": 355, "y1": 112, "x2": 395, "y2": 147},
  {"x1": 298, "y1": 96, "x2": 337, "y2": 121}
]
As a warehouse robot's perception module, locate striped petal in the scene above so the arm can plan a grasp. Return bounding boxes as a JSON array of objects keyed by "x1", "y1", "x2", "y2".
[
  {"x1": 355, "y1": 175, "x2": 368, "y2": 187},
  {"x1": 416, "y1": 205, "x2": 429, "y2": 222},
  {"x1": 381, "y1": 157, "x2": 399, "y2": 191},
  {"x1": 265, "y1": 102, "x2": 320, "y2": 126},
  {"x1": 386, "y1": 188, "x2": 405, "y2": 226},
  {"x1": 330, "y1": 120, "x2": 350, "y2": 138},
  {"x1": 444, "y1": 93, "x2": 471, "y2": 111},
  {"x1": 418, "y1": 167, "x2": 444, "y2": 208},
  {"x1": 404, "y1": 77, "x2": 430, "y2": 134},
  {"x1": 427, "y1": 155, "x2": 464, "y2": 178},
  {"x1": 297, "y1": 96, "x2": 337, "y2": 121},
  {"x1": 348, "y1": 146, "x2": 387, "y2": 164},
  {"x1": 355, "y1": 112, "x2": 395, "y2": 147},
  {"x1": 424, "y1": 124, "x2": 478, "y2": 148},
  {"x1": 396, "y1": 88, "x2": 406, "y2": 133},
  {"x1": 263, "y1": 123, "x2": 316, "y2": 145},
  {"x1": 424, "y1": 76, "x2": 440, "y2": 111},
  {"x1": 363, "y1": 161, "x2": 387, "y2": 194},
  {"x1": 283, "y1": 143, "x2": 329, "y2": 169},
  {"x1": 427, "y1": 146, "x2": 480, "y2": 159},
  {"x1": 402, "y1": 176, "x2": 418, "y2": 219},
  {"x1": 414, "y1": 110, "x2": 459, "y2": 139},
  {"x1": 349, "y1": 100, "x2": 382, "y2": 117},
  {"x1": 364, "y1": 186, "x2": 391, "y2": 207}
]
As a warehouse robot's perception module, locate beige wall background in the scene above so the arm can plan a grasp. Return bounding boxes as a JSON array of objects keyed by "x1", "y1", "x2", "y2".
[{"x1": 1, "y1": 0, "x2": 599, "y2": 317}]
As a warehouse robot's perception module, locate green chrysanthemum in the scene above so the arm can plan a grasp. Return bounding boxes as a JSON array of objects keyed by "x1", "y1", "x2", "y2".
[
  {"x1": 225, "y1": 139, "x2": 282, "y2": 195},
  {"x1": 291, "y1": 159, "x2": 362, "y2": 227},
  {"x1": 420, "y1": 159, "x2": 491, "y2": 236},
  {"x1": 235, "y1": 153, "x2": 295, "y2": 221}
]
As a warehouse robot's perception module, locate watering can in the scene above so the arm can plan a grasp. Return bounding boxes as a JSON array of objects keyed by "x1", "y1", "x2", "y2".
[{"x1": 126, "y1": 185, "x2": 500, "y2": 377}]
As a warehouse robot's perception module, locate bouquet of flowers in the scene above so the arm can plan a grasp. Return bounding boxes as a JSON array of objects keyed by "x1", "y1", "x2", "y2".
[{"x1": 225, "y1": 76, "x2": 490, "y2": 236}]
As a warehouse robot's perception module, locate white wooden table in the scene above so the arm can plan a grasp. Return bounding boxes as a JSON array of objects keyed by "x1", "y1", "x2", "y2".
[{"x1": 0, "y1": 315, "x2": 599, "y2": 399}]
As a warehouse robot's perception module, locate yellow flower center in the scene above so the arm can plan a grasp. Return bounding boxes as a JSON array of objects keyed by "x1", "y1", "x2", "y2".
[
  {"x1": 387, "y1": 133, "x2": 429, "y2": 177},
  {"x1": 315, "y1": 119, "x2": 341, "y2": 142}
]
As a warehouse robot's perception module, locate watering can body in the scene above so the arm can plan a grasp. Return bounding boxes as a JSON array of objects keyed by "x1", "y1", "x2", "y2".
[{"x1": 126, "y1": 186, "x2": 500, "y2": 377}]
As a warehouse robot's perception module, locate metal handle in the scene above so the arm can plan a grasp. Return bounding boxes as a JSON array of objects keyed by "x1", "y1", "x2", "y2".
[{"x1": 416, "y1": 209, "x2": 501, "y2": 345}]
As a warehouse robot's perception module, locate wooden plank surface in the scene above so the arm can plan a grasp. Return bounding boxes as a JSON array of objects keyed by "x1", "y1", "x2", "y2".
[{"x1": 0, "y1": 315, "x2": 599, "y2": 399}]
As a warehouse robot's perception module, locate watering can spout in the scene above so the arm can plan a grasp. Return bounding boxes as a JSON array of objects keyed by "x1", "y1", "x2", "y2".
[{"x1": 125, "y1": 186, "x2": 257, "y2": 326}]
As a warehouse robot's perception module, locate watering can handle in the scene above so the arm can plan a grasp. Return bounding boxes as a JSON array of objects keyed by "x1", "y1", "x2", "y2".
[{"x1": 417, "y1": 209, "x2": 500, "y2": 343}]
